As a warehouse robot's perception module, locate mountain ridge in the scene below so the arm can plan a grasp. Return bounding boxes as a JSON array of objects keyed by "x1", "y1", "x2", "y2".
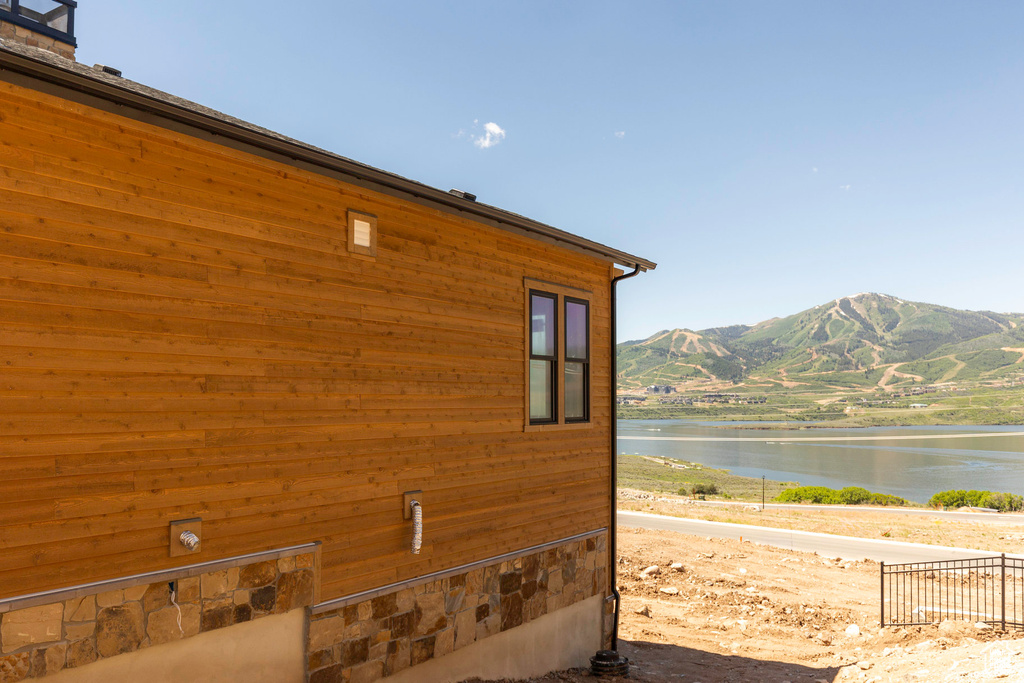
[{"x1": 618, "y1": 293, "x2": 1024, "y2": 392}]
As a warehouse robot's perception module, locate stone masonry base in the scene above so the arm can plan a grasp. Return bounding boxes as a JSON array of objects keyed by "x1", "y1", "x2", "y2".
[
  {"x1": 0, "y1": 532, "x2": 610, "y2": 683},
  {"x1": 307, "y1": 533, "x2": 608, "y2": 683},
  {"x1": 0, "y1": 550, "x2": 315, "y2": 681}
]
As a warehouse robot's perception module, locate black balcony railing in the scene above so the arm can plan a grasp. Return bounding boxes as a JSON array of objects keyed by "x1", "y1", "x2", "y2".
[
  {"x1": 881, "y1": 554, "x2": 1024, "y2": 630},
  {"x1": 0, "y1": 0, "x2": 76, "y2": 46}
]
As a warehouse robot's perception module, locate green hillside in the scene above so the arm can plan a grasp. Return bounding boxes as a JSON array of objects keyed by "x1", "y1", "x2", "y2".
[{"x1": 618, "y1": 293, "x2": 1024, "y2": 394}]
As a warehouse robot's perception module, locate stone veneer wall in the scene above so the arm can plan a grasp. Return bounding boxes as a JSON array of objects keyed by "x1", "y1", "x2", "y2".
[
  {"x1": 0, "y1": 551, "x2": 315, "y2": 682},
  {"x1": 306, "y1": 533, "x2": 608, "y2": 683},
  {"x1": 0, "y1": 24, "x2": 75, "y2": 60}
]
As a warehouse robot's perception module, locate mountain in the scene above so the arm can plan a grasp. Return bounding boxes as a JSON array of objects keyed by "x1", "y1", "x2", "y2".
[{"x1": 618, "y1": 293, "x2": 1024, "y2": 391}]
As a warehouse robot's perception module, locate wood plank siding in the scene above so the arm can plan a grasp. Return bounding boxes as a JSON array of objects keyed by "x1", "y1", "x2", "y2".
[{"x1": 0, "y1": 79, "x2": 613, "y2": 602}]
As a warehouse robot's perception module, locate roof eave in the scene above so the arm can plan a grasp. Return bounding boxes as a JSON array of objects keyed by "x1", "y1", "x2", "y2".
[{"x1": 0, "y1": 45, "x2": 656, "y2": 272}]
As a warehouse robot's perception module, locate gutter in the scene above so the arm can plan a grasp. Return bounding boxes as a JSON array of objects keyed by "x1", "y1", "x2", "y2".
[
  {"x1": 608, "y1": 264, "x2": 642, "y2": 650},
  {"x1": 0, "y1": 45, "x2": 655, "y2": 272}
]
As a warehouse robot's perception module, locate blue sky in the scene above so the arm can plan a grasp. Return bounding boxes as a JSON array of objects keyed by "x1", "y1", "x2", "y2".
[{"x1": 77, "y1": 2, "x2": 1024, "y2": 341}]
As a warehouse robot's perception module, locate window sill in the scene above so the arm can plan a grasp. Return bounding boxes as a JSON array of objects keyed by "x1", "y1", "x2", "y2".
[{"x1": 523, "y1": 421, "x2": 594, "y2": 433}]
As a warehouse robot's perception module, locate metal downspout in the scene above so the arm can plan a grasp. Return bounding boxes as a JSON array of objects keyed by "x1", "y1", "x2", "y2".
[{"x1": 609, "y1": 264, "x2": 641, "y2": 650}]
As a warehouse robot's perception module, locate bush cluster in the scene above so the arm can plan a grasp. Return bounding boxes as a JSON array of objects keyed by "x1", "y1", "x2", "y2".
[
  {"x1": 929, "y1": 489, "x2": 1024, "y2": 512},
  {"x1": 775, "y1": 486, "x2": 909, "y2": 507},
  {"x1": 681, "y1": 483, "x2": 719, "y2": 496}
]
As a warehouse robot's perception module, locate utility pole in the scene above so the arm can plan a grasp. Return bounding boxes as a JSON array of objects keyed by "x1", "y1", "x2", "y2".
[{"x1": 762, "y1": 475, "x2": 766, "y2": 512}]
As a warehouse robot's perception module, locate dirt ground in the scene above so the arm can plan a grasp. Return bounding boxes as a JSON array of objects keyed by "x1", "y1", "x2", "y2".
[{"x1": 472, "y1": 527, "x2": 1024, "y2": 683}]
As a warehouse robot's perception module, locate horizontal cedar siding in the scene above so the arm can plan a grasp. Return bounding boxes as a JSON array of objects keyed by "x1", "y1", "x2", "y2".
[{"x1": 0, "y1": 81, "x2": 612, "y2": 600}]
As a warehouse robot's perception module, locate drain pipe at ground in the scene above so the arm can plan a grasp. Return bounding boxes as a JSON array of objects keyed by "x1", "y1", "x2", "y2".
[{"x1": 591, "y1": 263, "x2": 642, "y2": 677}]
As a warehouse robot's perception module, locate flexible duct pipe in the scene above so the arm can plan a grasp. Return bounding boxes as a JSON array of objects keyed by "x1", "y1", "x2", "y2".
[
  {"x1": 179, "y1": 530, "x2": 200, "y2": 552},
  {"x1": 410, "y1": 500, "x2": 423, "y2": 554}
]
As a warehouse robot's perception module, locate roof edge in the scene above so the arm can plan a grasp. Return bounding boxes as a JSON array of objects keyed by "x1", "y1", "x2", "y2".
[{"x1": 0, "y1": 45, "x2": 655, "y2": 272}]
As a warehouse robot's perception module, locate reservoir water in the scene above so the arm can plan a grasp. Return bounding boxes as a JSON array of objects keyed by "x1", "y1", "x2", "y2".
[{"x1": 617, "y1": 420, "x2": 1024, "y2": 504}]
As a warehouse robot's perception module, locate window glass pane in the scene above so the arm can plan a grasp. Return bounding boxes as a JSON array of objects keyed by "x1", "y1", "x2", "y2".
[
  {"x1": 20, "y1": 0, "x2": 59, "y2": 10},
  {"x1": 530, "y1": 360, "x2": 553, "y2": 421},
  {"x1": 531, "y1": 294, "x2": 555, "y2": 356},
  {"x1": 565, "y1": 300, "x2": 588, "y2": 359},
  {"x1": 15, "y1": 1, "x2": 69, "y2": 31},
  {"x1": 565, "y1": 362, "x2": 585, "y2": 420}
]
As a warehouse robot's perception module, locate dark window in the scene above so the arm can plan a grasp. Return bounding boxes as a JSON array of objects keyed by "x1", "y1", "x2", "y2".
[
  {"x1": 564, "y1": 297, "x2": 589, "y2": 422},
  {"x1": 527, "y1": 287, "x2": 590, "y2": 426},
  {"x1": 529, "y1": 291, "x2": 557, "y2": 423}
]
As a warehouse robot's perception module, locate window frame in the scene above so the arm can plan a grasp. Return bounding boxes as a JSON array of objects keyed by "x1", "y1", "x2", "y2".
[
  {"x1": 528, "y1": 290, "x2": 559, "y2": 425},
  {"x1": 563, "y1": 295, "x2": 590, "y2": 423},
  {"x1": 523, "y1": 278, "x2": 593, "y2": 431}
]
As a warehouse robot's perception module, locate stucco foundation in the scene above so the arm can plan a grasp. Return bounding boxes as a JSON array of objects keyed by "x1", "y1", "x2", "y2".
[
  {"x1": 387, "y1": 594, "x2": 603, "y2": 683},
  {"x1": 40, "y1": 609, "x2": 305, "y2": 683}
]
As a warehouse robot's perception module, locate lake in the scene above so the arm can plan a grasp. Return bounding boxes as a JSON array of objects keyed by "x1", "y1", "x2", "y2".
[{"x1": 617, "y1": 420, "x2": 1024, "y2": 503}]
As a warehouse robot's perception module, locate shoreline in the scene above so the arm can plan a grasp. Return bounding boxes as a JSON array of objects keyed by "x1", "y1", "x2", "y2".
[{"x1": 617, "y1": 411, "x2": 1024, "y2": 428}]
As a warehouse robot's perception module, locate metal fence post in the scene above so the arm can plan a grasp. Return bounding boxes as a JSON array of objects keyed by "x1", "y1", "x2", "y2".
[
  {"x1": 880, "y1": 561, "x2": 885, "y2": 627},
  {"x1": 1002, "y1": 553, "x2": 1006, "y2": 631}
]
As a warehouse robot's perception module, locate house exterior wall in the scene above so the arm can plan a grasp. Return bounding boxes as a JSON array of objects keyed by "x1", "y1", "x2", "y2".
[{"x1": 0, "y1": 73, "x2": 614, "y2": 624}]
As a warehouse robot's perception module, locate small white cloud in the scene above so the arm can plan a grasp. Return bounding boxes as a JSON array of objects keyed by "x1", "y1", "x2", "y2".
[
  {"x1": 472, "y1": 122, "x2": 506, "y2": 149},
  {"x1": 614, "y1": 131, "x2": 626, "y2": 139},
  {"x1": 812, "y1": 166, "x2": 819, "y2": 173},
  {"x1": 839, "y1": 184, "x2": 851, "y2": 191}
]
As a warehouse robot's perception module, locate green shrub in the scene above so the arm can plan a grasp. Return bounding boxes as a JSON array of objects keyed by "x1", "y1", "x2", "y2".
[
  {"x1": 981, "y1": 492, "x2": 1024, "y2": 511},
  {"x1": 775, "y1": 486, "x2": 838, "y2": 504},
  {"x1": 836, "y1": 487, "x2": 872, "y2": 505},
  {"x1": 930, "y1": 489, "x2": 1024, "y2": 512},
  {"x1": 868, "y1": 492, "x2": 910, "y2": 506},
  {"x1": 776, "y1": 485, "x2": 908, "y2": 506},
  {"x1": 691, "y1": 483, "x2": 720, "y2": 496}
]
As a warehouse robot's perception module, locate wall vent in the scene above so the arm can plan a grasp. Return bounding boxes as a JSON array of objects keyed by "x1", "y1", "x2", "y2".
[
  {"x1": 94, "y1": 64, "x2": 122, "y2": 77},
  {"x1": 449, "y1": 189, "x2": 477, "y2": 202}
]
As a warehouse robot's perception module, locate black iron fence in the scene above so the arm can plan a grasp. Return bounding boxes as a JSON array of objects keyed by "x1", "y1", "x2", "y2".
[{"x1": 881, "y1": 554, "x2": 1024, "y2": 629}]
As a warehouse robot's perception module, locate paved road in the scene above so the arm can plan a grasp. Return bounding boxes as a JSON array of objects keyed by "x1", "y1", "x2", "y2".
[
  {"x1": 683, "y1": 500, "x2": 1024, "y2": 525},
  {"x1": 619, "y1": 510, "x2": 1024, "y2": 564},
  {"x1": 621, "y1": 431, "x2": 1024, "y2": 443}
]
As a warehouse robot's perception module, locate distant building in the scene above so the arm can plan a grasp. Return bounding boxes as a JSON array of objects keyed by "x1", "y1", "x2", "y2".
[
  {"x1": 646, "y1": 384, "x2": 677, "y2": 394},
  {"x1": 699, "y1": 392, "x2": 742, "y2": 404}
]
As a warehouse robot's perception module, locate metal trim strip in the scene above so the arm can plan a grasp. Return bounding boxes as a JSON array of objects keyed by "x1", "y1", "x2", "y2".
[{"x1": 0, "y1": 542, "x2": 320, "y2": 614}]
